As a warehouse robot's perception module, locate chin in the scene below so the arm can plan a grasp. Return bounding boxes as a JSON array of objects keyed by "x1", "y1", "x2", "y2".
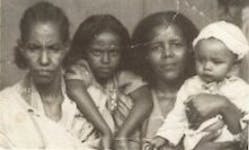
[
  {"x1": 96, "y1": 72, "x2": 114, "y2": 80},
  {"x1": 162, "y1": 72, "x2": 180, "y2": 80},
  {"x1": 33, "y1": 76, "x2": 54, "y2": 85}
]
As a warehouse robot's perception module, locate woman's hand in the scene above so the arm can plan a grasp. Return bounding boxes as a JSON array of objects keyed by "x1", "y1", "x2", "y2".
[
  {"x1": 186, "y1": 93, "x2": 242, "y2": 134},
  {"x1": 194, "y1": 132, "x2": 237, "y2": 150},
  {"x1": 147, "y1": 136, "x2": 168, "y2": 150},
  {"x1": 185, "y1": 93, "x2": 230, "y2": 129},
  {"x1": 186, "y1": 94, "x2": 227, "y2": 118}
]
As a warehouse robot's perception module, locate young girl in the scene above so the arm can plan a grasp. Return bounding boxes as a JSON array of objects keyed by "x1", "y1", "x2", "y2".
[
  {"x1": 64, "y1": 14, "x2": 152, "y2": 150},
  {"x1": 149, "y1": 21, "x2": 249, "y2": 150}
]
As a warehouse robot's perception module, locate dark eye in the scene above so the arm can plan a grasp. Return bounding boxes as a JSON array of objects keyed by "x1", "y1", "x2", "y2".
[
  {"x1": 48, "y1": 44, "x2": 62, "y2": 52},
  {"x1": 91, "y1": 49, "x2": 102, "y2": 56},
  {"x1": 213, "y1": 60, "x2": 224, "y2": 64},
  {"x1": 170, "y1": 41, "x2": 184, "y2": 48},
  {"x1": 149, "y1": 43, "x2": 164, "y2": 52},
  {"x1": 26, "y1": 44, "x2": 41, "y2": 52},
  {"x1": 110, "y1": 49, "x2": 120, "y2": 56}
]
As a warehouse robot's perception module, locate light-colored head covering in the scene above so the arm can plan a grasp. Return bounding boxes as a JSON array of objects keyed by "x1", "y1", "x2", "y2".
[{"x1": 193, "y1": 21, "x2": 249, "y2": 60}]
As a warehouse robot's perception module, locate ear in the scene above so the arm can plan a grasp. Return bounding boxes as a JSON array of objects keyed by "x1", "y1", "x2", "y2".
[
  {"x1": 227, "y1": 60, "x2": 241, "y2": 76},
  {"x1": 63, "y1": 40, "x2": 71, "y2": 53},
  {"x1": 234, "y1": 59, "x2": 242, "y2": 65},
  {"x1": 17, "y1": 39, "x2": 25, "y2": 53}
]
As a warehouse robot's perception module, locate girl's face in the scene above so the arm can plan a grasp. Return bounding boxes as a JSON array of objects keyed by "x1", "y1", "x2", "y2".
[
  {"x1": 146, "y1": 24, "x2": 189, "y2": 83},
  {"x1": 86, "y1": 31, "x2": 121, "y2": 81},
  {"x1": 195, "y1": 38, "x2": 236, "y2": 83},
  {"x1": 21, "y1": 22, "x2": 68, "y2": 85}
]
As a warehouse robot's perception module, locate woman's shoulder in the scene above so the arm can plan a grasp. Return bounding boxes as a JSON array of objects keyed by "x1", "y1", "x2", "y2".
[
  {"x1": 0, "y1": 81, "x2": 21, "y2": 101},
  {"x1": 0, "y1": 82, "x2": 23, "y2": 113}
]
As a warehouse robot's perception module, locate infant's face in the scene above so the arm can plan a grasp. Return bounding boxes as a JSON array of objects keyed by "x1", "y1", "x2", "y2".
[{"x1": 195, "y1": 38, "x2": 236, "y2": 83}]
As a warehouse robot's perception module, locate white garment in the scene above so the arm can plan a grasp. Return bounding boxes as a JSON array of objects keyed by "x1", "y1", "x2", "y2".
[
  {"x1": 156, "y1": 75, "x2": 249, "y2": 150},
  {"x1": 0, "y1": 76, "x2": 99, "y2": 150},
  {"x1": 142, "y1": 90, "x2": 177, "y2": 150}
]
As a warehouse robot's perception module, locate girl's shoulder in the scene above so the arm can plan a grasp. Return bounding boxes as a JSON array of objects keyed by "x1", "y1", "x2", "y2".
[
  {"x1": 117, "y1": 70, "x2": 147, "y2": 94},
  {"x1": 64, "y1": 59, "x2": 93, "y2": 86}
]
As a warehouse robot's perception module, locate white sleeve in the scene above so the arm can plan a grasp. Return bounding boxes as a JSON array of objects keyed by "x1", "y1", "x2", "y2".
[
  {"x1": 156, "y1": 82, "x2": 191, "y2": 146},
  {"x1": 0, "y1": 100, "x2": 13, "y2": 149}
]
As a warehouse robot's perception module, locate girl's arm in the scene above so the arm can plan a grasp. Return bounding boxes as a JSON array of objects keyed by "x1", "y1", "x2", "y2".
[
  {"x1": 66, "y1": 79, "x2": 112, "y2": 149},
  {"x1": 115, "y1": 85, "x2": 153, "y2": 138}
]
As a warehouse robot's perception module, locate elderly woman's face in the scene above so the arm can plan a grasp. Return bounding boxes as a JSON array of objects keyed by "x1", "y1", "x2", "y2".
[
  {"x1": 21, "y1": 22, "x2": 68, "y2": 85},
  {"x1": 86, "y1": 31, "x2": 121, "y2": 81},
  {"x1": 147, "y1": 24, "x2": 188, "y2": 82}
]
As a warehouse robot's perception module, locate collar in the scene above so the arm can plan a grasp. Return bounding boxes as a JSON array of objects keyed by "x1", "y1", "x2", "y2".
[{"x1": 17, "y1": 73, "x2": 77, "y2": 126}]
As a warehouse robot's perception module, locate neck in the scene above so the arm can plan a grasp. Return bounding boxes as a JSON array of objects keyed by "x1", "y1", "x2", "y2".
[
  {"x1": 153, "y1": 78, "x2": 182, "y2": 96},
  {"x1": 34, "y1": 73, "x2": 63, "y2": 104}
]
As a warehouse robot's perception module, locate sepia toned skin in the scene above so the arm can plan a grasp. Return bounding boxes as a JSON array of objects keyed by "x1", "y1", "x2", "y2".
[
  {"x1": 86, "y1": 32, "x2": 121, "y2": 84},
  {"x1": 21, "y1": 22, "x2": 68, "y2": 87},
  {"x1": 195, "y1": 38, "x2": 237, "y2": 83},
  {"x1": 147, "y1": 25, "x2": 189, "y2": 85}
]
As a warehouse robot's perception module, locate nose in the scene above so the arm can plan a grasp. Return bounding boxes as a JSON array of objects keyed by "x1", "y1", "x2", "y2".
[
  {"x1": 101, "y1": 53, "x2": 110, "y2": 64},
  {"x1": 203, "y1": 61, "x2": 212, "y2": 71},
  {"x1": 161, "y1": 43, "x2": 174, "y2": 58},
  {"x1": 39, "y1": 50, "x2": 50, "y2": 66}
]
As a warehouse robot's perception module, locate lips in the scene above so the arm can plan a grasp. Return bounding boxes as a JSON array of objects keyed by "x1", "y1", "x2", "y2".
[
  {"x1": 36, "y1": 70, "x2": 53, "y2": 76},
  {"x1": 159, "y1": 63, "x2": 176, "y2": 70},
  {"x1": 200, "y1": 73, "x2": 214, "y2": 82},
  {"x1": 98, "y1": 67, "x2": 113, "y2": 73}
]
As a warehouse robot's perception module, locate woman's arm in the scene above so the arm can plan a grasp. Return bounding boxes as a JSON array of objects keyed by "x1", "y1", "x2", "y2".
[
  {"x1": 66, "y1": 79, "x2": 112, "y2": 149},
  {"x1": 194, "y1": 132, "x2": 238, "y2": 150},
  {"x1": 186, "y1": 94, "x2": 242, "y2": 134},
  {"x1": 116, "y1": 86, "x2": 153, "y2": 138}
]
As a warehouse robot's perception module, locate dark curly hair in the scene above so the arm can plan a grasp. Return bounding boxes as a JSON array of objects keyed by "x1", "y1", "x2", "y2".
[
  {"x1": 130, "y1": 11, "x2": 199, "y2": 84},
  {"x1": 15, "y1": 1, "x2": 70, "y2": 69},
  {"x1": 64, "y1": 14, "x2": 130, "y2": 70}
]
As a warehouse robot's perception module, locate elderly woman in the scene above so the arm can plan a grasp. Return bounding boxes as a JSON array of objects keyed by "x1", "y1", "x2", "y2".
[
  {"x1": 130, "y1": 11, "x2": 247, "y2": 150},
  {"x1": 0, "y1": 2, "x2": 100, "y2": 149}
]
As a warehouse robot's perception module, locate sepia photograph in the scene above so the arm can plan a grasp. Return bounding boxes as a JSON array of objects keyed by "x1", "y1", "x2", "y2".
[{"x1": 0, "y1": 0, "x2": 248, "y2": 149}]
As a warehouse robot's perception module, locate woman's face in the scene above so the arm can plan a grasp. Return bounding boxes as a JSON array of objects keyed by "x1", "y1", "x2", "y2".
[
  {"x1": 218, "y1": 3, "x2": 242, "y2": 26},
  {"x1": 21, "y1": 22, "x2": 68, "y2": 85},
  {"x1": 86, "y1": 31, "x2": 121, "y2": 81},
  {"x1": 146, "y1": 24, "x2": 189, "y2": 83}
]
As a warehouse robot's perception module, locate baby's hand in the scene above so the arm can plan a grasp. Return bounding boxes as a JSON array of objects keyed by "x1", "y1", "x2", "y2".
[{"x1": 147, "y1": 136, "x2": 167, "y2": 150}]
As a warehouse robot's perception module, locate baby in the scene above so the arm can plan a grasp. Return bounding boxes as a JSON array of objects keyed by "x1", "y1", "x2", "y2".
[{"x1": 150, "y1": 21, "x2": 249, "y2": 150}]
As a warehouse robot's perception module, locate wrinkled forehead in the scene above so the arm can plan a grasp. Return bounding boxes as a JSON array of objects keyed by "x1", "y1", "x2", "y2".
[{"x1": 24, "y1": 22, "x2": 62, "y2": 42}]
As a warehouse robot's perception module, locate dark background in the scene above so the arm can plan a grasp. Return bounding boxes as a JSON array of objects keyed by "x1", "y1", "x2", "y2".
[{"x1": 0, "y1": 0, "x2": 220, "y2": 89}]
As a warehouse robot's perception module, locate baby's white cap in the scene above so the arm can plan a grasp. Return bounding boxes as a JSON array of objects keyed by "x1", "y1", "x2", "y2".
[{"x1": 193, "y1": 21, "x2": 249, "y2": 60}]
